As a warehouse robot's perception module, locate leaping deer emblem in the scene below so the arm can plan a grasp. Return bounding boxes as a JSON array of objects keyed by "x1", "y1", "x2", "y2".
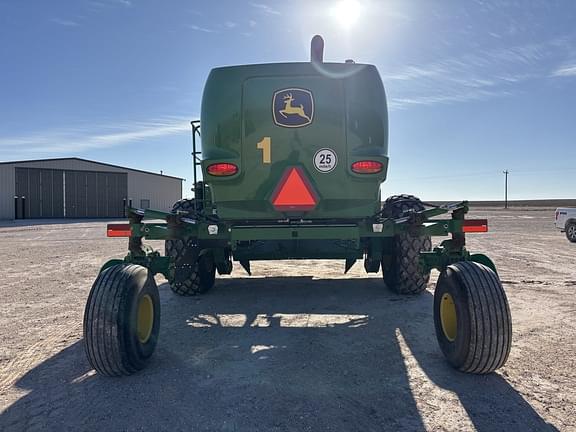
[{"x1": 279, "y1": 93, "x2": 311, "y2": 122}]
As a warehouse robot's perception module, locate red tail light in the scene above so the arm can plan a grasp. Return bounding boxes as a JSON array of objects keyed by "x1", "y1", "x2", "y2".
[
  {"x1": 462, "y1": 219, "x2": 488, "y2": 233},
  {"x1": 351, "y1": 160, "x2": 383, "y2": 174},
  {"x1": 207, "y1": 163, "x2": 238, "y2": 176},
  {"x1": 107, "y1": 223, "x2": 132, "y2": 237}
]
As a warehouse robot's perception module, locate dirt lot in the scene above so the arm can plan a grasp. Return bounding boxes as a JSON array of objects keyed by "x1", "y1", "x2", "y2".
[{"x1": 0, "y1": 208, "x2": 575, "y2": 431}]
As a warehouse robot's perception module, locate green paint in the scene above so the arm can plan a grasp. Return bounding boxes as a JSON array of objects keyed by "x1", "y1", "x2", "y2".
[
  {"x1": 201, "y1": 62, "x2": 388, "y2": 220},
  {"x1": 469, "y1": 253, "x2": 498, "y2": 275},
  {"x1": 100, "y1": 52, "x2": 496, "y2": 279}
]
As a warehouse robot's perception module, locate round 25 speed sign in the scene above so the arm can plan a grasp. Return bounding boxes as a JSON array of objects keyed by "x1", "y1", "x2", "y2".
[{"x1": 313, "y1": 148, "x2": 338, "y2": 173}]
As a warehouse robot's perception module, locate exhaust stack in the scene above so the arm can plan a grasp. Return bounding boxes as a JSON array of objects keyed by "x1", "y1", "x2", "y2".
[{"x1": 310, "y1": 35, "x2": 324, "y2": 63}]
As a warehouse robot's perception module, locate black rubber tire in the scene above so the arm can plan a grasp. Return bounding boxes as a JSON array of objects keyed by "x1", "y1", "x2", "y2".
[
  {"x1": 165, "y1": 199, "x2": 197, "y2": 261},
  {"x1": 170, "y1": 253, "x2": 216, "y2": 296},
  {"x1": 83, "y1": 264, "x2": 161, "y2": 376},
  {"x1": 381, "y1": 194, "x2": 432, "y2": 294},
  {"x1": 565, "y1": 221, "x2": 576, "y2": 243},
  {"x1": 164, "y1": 199, "x2": 216, "y2": 296},
  {"x1": 434, "y1": 261, "x2": 512, "y2": 374}
]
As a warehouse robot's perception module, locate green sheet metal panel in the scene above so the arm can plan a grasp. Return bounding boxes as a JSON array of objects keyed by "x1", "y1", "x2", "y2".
[{"x1": 201, "y1": 62, "x2": 388, "y2": 220}]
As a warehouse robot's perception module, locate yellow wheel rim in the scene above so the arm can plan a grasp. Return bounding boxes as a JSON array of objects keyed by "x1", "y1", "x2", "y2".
[
  {"x1": 137, "y1": 294, "x2": 154, "y2": 344},
  {"x1": 440, "y1": 293, "x2": 457, "y2": 342}
]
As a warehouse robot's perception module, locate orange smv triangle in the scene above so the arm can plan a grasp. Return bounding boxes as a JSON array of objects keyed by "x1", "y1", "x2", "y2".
[{"x1": 271, "y1": 167, "x2": 318, "y2": 212}]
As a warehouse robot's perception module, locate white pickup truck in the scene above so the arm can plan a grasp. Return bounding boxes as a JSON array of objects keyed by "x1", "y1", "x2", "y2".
[{"x1": 555, "y1": 208, "x2": 576, "y2": 242}]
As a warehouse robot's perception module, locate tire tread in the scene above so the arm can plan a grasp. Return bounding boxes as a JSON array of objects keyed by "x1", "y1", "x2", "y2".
[
  {"x1": 452, "y1": 261, "x2": 511, "y2": 374},
  {"x1": 382, "y1": 195, "x2": 431, "y2": 294},
  {"x1": 83, "y1": 264, "x2": 156, "y2": 376},
  {"x1": 165, "y1": 199, "x2": 208, "y2": 296}
]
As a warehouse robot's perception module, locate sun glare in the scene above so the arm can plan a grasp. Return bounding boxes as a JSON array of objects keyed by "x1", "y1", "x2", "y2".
[{"x1": 331, "y1": 0, "x2": 362, "y2": 29}]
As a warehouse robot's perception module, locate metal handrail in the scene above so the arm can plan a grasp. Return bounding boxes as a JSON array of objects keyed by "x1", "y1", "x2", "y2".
[{"x1": 190, "y1": 120, "x2": 201, "y2": 188}]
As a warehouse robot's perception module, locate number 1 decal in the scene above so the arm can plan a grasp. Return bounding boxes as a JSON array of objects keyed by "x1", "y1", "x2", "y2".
[{"x1": 257, "y1": 137, "x2": 271, "y2": 164}]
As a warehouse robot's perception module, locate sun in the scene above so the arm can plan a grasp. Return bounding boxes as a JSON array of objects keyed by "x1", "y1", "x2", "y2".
[{"x1": 330, "y1": 0, "x2": 362, "y2": 29}]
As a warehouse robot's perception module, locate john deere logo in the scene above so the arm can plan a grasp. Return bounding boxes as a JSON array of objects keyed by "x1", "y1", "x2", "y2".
[{"x1": 273, "y1": 88, "x2": 314, "y2": 128}]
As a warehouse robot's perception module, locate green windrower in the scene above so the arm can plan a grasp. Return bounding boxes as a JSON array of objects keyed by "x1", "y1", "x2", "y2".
[{"x1": 83, "y1": 35, "x2": 512, "y2": 377}]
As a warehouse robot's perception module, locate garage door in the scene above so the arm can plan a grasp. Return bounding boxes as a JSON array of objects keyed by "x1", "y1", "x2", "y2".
[
  {"x1": 15, "y1": 168, "x2": 127, "y2": 218},
  {"x1": 65, "y1": 170, "x2": 127, "y2": 218},
  {"x1": 15, "y1": 168, "x2": 64, "y2": 218}
]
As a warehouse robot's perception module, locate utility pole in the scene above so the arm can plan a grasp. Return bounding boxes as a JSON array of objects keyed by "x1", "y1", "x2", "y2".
[{"x1": 503, "y1": 170, "x2": 509, "y2": 209}]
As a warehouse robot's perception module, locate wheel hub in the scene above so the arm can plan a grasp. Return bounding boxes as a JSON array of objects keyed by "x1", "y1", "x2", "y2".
[
  {"x1": 440, "y1": 293, "x2": 457, "y2": 342},
  {"x1": 137, "y1": 294, "x2": 154, "y2": 344}
]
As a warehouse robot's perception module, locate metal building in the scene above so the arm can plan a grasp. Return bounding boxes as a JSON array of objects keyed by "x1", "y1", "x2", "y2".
[{"x1": 0, "y1": 157, "x2": 183, "y2": 220}]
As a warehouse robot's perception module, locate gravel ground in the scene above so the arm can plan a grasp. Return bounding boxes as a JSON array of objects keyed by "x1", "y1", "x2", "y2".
[{"x1": 0, "y1": 208, "x2": 575, "y2": 431}]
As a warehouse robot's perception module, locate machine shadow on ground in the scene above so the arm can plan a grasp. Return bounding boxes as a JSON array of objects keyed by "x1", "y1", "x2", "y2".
[{"x1": 0, "y1": 277, "x2": 557, "y2": 431}]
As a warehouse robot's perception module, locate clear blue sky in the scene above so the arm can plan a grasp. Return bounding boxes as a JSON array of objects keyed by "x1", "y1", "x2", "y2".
[{"x1": 1, "y1": 0, "x2": 575, "y2": 200}]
